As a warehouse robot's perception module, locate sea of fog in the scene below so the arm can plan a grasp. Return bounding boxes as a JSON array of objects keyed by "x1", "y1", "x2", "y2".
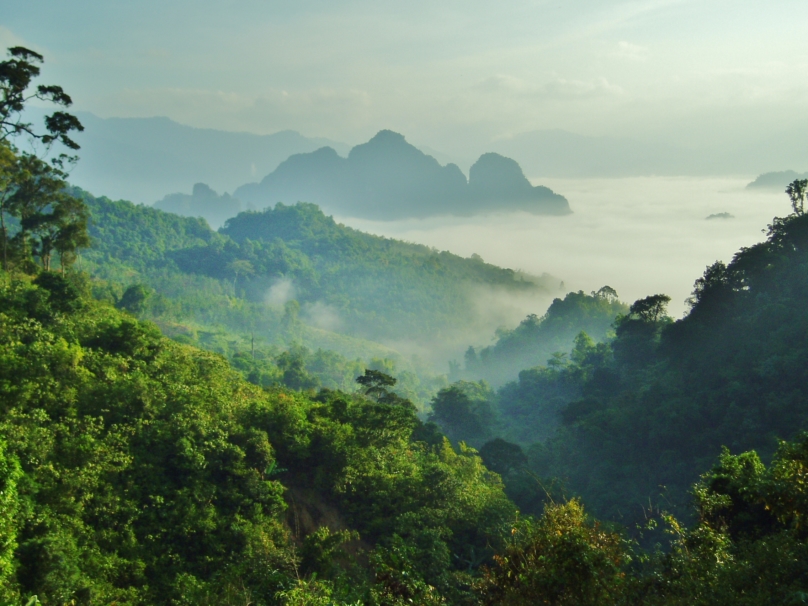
[{"x1": 339, "y1": 176, "x2": 788, "y2": 320}]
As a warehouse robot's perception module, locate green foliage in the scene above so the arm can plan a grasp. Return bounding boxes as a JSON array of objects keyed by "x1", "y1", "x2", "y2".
[
  {"x1": 637, "y1": 435, "x2": 808, "y2": 605},
  {"x1": 490, "y1": 195, "x2": 808, "y2": 527},
  {"x1": 115, "y1": 283, "x2": 151, "y2": 315},
  {"x1": 0, "y1": 272, "x2": 527, "y2": 604},
  {"x1": 786, "y1": 178, "x2": 808, "y2": 215},
  {"x1": 0, "y1": 275, "x2": 299, "y2": 604},
  {"x1": 460, "y1": 289, "x2": 627, "y2": 386},
  {"x1": 479, "y1": 499, "x2": 633, "y2": 606},
  {"x1": 0, "y1": 46, "x2": 83, "y2": 154},
  {"x1": 429, "y1": 381, "x2": 496, "y2": 447},
  {"x1": 79, "y1": 194, "x2": 547, "y2": 350},
  {"x1": 0, "y1": 438, "x2": 21, "y2": 604},
  {"x1": 0, "y1": 148, "x2": 90, "y2": 274},
  {"x1": 479, "y1": 439, "x2": 527, "y2": 477}
]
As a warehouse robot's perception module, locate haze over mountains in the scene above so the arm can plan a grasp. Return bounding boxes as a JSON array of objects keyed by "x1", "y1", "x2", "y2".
[
  {"x1": 154, "y1": 183, "x2": 246, "y2": 230},
  {"x1": 490, "y1": 129, "x2": 808, "y2": 178},
  {"x1": 59, "y1": 113, "x2": 808, "y2": 215},
  {"x1": 235, "y1": 130, "x2": 570, "y2": 220},
  {"x1": 66, "y1": 112, "x2": 350, "y2": 205},
  {"x1": 746, "y1": 170, "x2": 808, "y2": 191}
]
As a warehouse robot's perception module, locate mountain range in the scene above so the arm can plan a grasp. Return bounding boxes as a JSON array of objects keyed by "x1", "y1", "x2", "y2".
[
  {"x1": 234, "y1": 130, "x2": 570, "y2": 220},
  {"x1": 65, "y1": 112, "x2": 350, "y2": 204},
  {"x1": 32, "y1": 111, "x2": 808, "y2": 208}
]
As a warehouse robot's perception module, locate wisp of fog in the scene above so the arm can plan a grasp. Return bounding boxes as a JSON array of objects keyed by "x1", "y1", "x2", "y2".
[{"x1": 341, "y1": 176, "x2": 787, "y2": 319}]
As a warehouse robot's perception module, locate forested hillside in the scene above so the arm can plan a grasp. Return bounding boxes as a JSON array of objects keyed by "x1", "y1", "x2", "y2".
[
  {"x1": 0, "y1": 272, "x2": 516, "y2": 604},
  {"x1": 539, "y1": 203, "x2": 808, "y2": 520},
  {"x1": 79, "y1": 191, "x2": 556, "y2": 351},
  {"x1": 457, "y1": 287, "x2": 627, "y2": 386},
  {"x1": 428, "y1": 190, "x2": 808, "y2": 532},
  {"x1": 7, "y1": 43, "x2": 808, "y2": 604},
  {"x1": 7, "y1": 242, "x2": 808, "y2": 604}
]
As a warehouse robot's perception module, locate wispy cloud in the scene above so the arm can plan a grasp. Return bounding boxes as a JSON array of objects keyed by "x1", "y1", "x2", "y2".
[
  {"x1": 614, "y1": 41, "x2": 648, "y2": 61},
  {"x1": 474, "y1": 75, "x2": 624, "y2": 100}
]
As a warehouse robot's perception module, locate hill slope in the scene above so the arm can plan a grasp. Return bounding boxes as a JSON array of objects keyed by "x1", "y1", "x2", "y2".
[
  {"x1": 77, "y1": 190, "x2": 560, "y2": 366},
  {"x1": 499, "y1": 203, "x2": 808, "y2": 521},
  {"x1": 0, "y1": 272, "x2": 515, "y2": 604}
]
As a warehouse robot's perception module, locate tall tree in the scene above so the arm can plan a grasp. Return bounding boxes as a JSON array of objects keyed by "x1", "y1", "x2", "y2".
[
  {"x1": 0, "y1": 46, "x2": 83, "y2": 161},
  {"x1": 786, "y1": 178, "x2": 808, "y2": 216},
  {"x1": 7, "y1": 154, "x2": 67, "y2": 270},
  {"x1": 0, "y1": 47, "x2": 87, "y2": 272},
  {"x1": 0, "y1": 141, "x2": 16, "y2": 270}
]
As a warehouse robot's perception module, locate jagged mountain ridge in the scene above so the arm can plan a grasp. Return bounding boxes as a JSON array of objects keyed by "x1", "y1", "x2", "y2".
[
  {"x1": 63, "y1": 112, "x2": 351, "y2": 205},
  {"x1": 235, "y1": 130, "x2": 571, "y2": 220}
]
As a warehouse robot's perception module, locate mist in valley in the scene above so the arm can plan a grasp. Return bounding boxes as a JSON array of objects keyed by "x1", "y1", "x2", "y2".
[
  {"x1": 9, "y1": 2, "x2": 808, "y2": 603},
  {"x1": 344, "y1": 175, "x2": 787, "y2": 321}
]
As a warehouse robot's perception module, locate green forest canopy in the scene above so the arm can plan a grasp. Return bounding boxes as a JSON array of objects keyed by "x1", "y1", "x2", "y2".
[{"x1": 8, "y1": 43, "x2": 808, "y2": 605}]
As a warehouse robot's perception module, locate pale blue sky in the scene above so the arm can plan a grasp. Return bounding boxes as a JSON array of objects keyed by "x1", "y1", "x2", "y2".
[{"x1": 4, "y1": 1, "x2": 808, "y2": 160}]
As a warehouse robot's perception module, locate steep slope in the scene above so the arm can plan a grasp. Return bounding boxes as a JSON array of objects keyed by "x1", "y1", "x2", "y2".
[
  {"x1": 516, "y1": 204, "x2": 808, "y2": 521},
  {"x1": 0, "y1": 272, "x2": 514, "y2": 604},
  {"x1": 460, "y1": 288, "x2": 628, "y2": 387},
  {"x1": 76, "y1": 189, "x2": 559, "y2": 367}
]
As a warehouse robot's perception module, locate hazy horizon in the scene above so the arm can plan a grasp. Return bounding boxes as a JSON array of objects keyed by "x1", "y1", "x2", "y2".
[
  {"x1": 3, "y1": 2, "x2": 804, "y2": 342},
  {"x1": 5, "y1": 1, "x2": 808, "y2": 174}
]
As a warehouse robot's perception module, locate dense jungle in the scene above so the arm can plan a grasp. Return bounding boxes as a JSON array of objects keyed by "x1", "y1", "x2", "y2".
[{"x1": 4, "y1": 44, "x2": 808, "y2": 605}]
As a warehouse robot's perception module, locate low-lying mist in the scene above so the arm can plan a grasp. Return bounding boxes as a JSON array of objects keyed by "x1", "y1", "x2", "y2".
[
  {"x1": 369, "y1": 280, "x2": 562, "y2": 368},
  {"x1": 341, "y1": 176, "x2": 787, "y2": 320}
]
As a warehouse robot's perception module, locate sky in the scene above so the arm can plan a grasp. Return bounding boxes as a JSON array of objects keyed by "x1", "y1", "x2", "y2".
[{"x1": 4, "y1": 1, "x2": 808, "y2": 160}]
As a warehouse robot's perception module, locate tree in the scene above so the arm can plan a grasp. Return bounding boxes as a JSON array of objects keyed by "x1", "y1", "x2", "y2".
[
  {"x1": 355, "y1": 368, "x2": 414, "y2": 408},
  {"x1": 593, "y1": 285, "x2": 619, "y2": 302},
  {"x1": 479, "y1": 438, "x2": 527, "y2": 476},
  {"x1": 3, "y1": 153, "x2": 89, "y2": 272},
  {"x1": 786, "y1": 179, "x2": 808, "y2": 216},
  {"x1": 628, "y1": 293, "x2": 671, "y2": 323},
  {"x1": 0, "y1": 438, "x2": 21, "y2": 604},
  {"x1": 356, "y1": 368, "x2": 397, "y2": 401},
  {"x1": 0, "y1": 141, "x2": 16, "y2": 270},
  {"x1": 226, "y1": 259, "x2": 254, "y2": 295},
  {"x1": 429, "y1": 381, "x2": 495, "y2": 447},
  {"x1": 277, "y1": 348, "x2": 320, "y2": 391},
  {"x1": 0, "y1": 47, "x2": 86, "y2": 272},
  {"x1": 53, "y1": 200, "x2": 91, "y2": 272},
  {"x1": 480, "y1": 499, "x2": 632, "y2": 606},
  {"x1": 0, "y1": 46, "x2": 83, "y2": 159},
  {"x1": 116, "y1": 284, "x2": 151, "y2": 315}
]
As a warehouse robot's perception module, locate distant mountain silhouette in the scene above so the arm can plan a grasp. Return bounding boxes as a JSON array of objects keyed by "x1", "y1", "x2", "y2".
[
  {"x1": 235, "y1": 130, "x2": 570, "y2": 219},
  {"x1": 746, "y1": 170, "x2": 808, "y2": 191},
  {"x1": 154, "y1": 183, "x2": 248, "y2": 229},
  {"x1": 63, "y1": 112, "x2": 350, "y2": 205}
]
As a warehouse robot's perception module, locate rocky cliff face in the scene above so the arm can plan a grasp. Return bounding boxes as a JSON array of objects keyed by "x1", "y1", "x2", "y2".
[{"x1": 154, "y1": 183, "x2": 244, "y2": 229}]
